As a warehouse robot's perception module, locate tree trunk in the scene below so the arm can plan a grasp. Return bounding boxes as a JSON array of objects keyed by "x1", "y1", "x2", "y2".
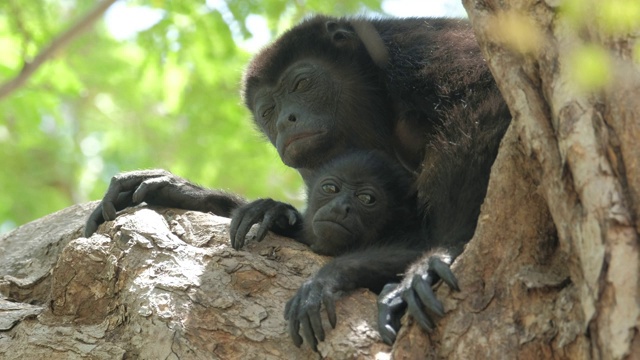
[{"x1": 392, "y1": 1, "x2": 640, "y2": 359}]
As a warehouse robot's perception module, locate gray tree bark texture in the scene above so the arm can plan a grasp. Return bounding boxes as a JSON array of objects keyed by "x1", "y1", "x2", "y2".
[
  {"x1": 391, "y1": 1, "x2": 639, "y2": 359},
  {"x1": 0, "y1": 204, "x2": 390, "y2": 359}
]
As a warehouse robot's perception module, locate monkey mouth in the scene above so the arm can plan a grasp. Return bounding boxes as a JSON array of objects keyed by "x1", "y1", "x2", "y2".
[
  {"x1": 284, "y1": 131, "x2": 324, "y2": 149},
  {"x1": 314, "y1": 220, "x2": 353, "y2": 237}
]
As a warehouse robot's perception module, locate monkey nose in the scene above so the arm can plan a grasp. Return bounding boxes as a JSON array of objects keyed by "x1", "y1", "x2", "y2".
[
  {"x1": 288, "y1": 114, "x2": 297, "y2": 122},
  {"x1": 342, "y1": 204, "x2": 350, "y2": 218}
]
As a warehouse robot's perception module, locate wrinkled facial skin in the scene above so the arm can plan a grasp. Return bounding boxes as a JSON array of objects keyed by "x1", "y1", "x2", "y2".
[
  {"x1": 252, "y1": 61, "x2": 345, "y2": 169},
  {"x1": 244, "y1": 16, "x2": 396, "y2": 172},
  {"x1": 307, "y1": 173, "x2": 389, "y2": 256}
]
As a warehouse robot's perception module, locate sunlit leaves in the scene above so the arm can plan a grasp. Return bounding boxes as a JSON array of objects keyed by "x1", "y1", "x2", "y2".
[
  {"x1": 567, "y1": 45, "x2": 612, "y2": 91},
  {"x1": 487, "y1": 11, "x2": 543, "y2": 55},
  {"x1": 560, "y1": 0, "x2": 640, "y2": 35},
  {"x1": 600, "y1": 0, "x2": 640, "y2": 35},
  {"x1": 557, "y1": 0, "x2": 639, "y2": 91},
  {"x1": 162, "y1": 59, "x2": 188, "y2": 112},
  {"x1": 0, "y1": 0, "x2": 396, "y2": 233}
]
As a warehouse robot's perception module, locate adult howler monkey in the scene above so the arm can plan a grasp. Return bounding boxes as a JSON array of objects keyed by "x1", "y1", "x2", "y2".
[
  {"x1": 85, "y1": 15, "x2": 510, "y2": 347},
  {"x1": 231, "y1": 151, "x2": 445, "y2": 351},
  {"x1": 234, "y1": 15, "x2": 510, "y2": 345}
]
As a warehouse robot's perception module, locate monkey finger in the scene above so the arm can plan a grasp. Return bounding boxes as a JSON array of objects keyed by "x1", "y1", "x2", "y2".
[
  {"x1": 379, "y1": 323, "x2": 398, "y2": 345},
  {"x1": 232, "y1": 216, "x2": 258, "y2": 249},
  {"x1": 323, "y1": 296, "x2": 337, "y2": 329},
  {"x1": 254, "y1": 213, "x2": 275, "y2": 243},
  {"x1": 101, "y1": 187, "x2": 124, "y2": 221},
  {"x1": 377, "y1": 285, "x2": 406, "y2": 344},
  {"x1": 105, "y1": 189, "x2": 137, "y2": 220},
  {"x1": 131, "y1": 176, "x2": 170, "y2": 204},
  {"x1": 412, "y1": 276, "x2": 444, "y2": 317},
  {"x1": 286, "y1": 209, "x2": 299, "y2": 226},
  {"x1": 88, "y1": 190, "x2": 137, "y2": 236},
  {"x1": 300, "y1": 316, "x2": 318, "y2": 352},
  {"x1": 288, "y1": 317, "x2": 303, "y2": 347},
  {"x1": 102, "y1": 172, "x2": 158, "y2": 219},
  {"x1": 298, "y1": 285, "x2": 324, "y2": 338},
  {"x1": 103, "y1": 190, "x2": 136, "y2": 222},
  {"x1": 379, "y1": 282, "x2": 400, "y2": 298},
  {"x1": 230, "y1": 219, "x2": 246, "y2": 249},
  {"x1": 253, "y1": 224, "x2": 269, "y2": 243},
  {"x1": 273, "y1": 206, "x2": 301, "y2": 231},
  {"x1": 130, "y1": 181, "x2": 149, "y2": 205},
  {"x1": 230, "y1": 201, "x2": 268, "y2": 248},
  {"x1": 244, "y1": 203, "x2": 273, "y2": 239},
  {"x1": 102, "y1": 200, "x2": 118, "y2": 221},
  {"x1": 379, "y1": 283, "x2": 406, "y2": 310},
  {"x1": 377, "y1": 301, "x2": 401, "y2": 345},
  {"x1": 229, "y1": 216, "x2": 241, "y2": 249},
  {"x1": 308, "y1": 309, "x2": 325, "y2": 342},
  {"x1": 229, "y1": 208, "x2": 251, "y2": 249},
  {"x1": 84, "y1": 220, "x2": 99, "y2": 238},
  {"x1": 431, "y1": 258, "x2": 459, "y2": 291},
  {"x1": 84, "y1": 205, "x2": 104, "y2": 237},
  {"x1": 405, "y1": 290, "x2": 435, "y2": 332}
]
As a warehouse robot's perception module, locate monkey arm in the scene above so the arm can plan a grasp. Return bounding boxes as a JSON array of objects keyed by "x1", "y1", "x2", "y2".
[
  {"x1": 285, "y1": 244, "x2": 423, "y2": 351},
  {"x1": 84, "y1": 169, "x2": 247, "y2": 237},
  {"x1": 376, "y1": 102, "x2": 510, "y2": 343}
]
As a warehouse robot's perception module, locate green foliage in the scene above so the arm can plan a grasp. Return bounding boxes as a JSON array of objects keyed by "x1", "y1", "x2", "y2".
[
  {"x1": 0, "y1": 0, "x2": 383, "y2": 233},
  {"x1": 568, "y1": 45, "x2": 612, "y2": 91},
  {"x1": 559, "y1": 0, "x2": 639, "y2": 91},
  {"x1": 561, "y1": 0, "x2": 640, "y2": 35}
]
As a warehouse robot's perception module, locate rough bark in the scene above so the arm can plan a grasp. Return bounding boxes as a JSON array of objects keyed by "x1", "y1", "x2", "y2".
[
  {"x1": 0, "y1": 203, "x2": 390, "y2": 359},
  {"x1": 392, "y1": 1, "x2": 640, "y2": 359}
]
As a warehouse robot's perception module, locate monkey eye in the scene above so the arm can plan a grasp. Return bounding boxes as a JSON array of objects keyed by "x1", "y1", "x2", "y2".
[
  {"x1": 322, "y1": 183, "x2": 338, "y2": 194},
  {"x1": 292, "y1": 78, "x2": 309, "y2": 92},
  {"x1": 261, "y1": 106, "x2": 274, "y2": 118},
  {"x1": 357, "y1": 193, "x2": 375, "y2": 205}
]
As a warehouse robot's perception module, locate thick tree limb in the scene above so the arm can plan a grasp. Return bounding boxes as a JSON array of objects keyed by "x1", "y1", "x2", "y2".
[
  {"x1": 0, "y1": 0, "x2": 118, "y2": 100},
  {"x1": 0, "y1": 203, "x2": 390, "y2": 359}
]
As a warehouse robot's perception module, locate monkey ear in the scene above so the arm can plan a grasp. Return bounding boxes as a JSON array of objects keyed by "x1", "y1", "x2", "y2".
[
  {"x1": 325, "y1": 19, "x2": 389, "y2": 68},
  {"x1": 325, "y1": 21, "x2": 355, "y2": 44},
  {"x1": 351, "y1": 20, "x2": 389, "y2": 68}
]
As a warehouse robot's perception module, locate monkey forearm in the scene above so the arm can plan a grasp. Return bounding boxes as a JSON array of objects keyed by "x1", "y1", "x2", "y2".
[
  {"x1": 85, "y1": 170, "x2": 248, "y2": 236},
  {"x1": 316, "y1": 245, "x2": 424, "y2": 294},
  {"x1": 149, "y1": 185, "x2": 248, "y2": 217}
]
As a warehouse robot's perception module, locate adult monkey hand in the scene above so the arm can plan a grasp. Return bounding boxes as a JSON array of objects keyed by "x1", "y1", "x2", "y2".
[{"x1": 85, "y1": 169, "x2": 246, "y2": 236}]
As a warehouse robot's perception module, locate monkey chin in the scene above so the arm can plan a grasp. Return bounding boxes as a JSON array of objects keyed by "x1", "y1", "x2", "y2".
[
  {"x1": 310, "y1": 221, "x2": 355, "y2": 256},
  {"x1": 280, "y1": 132, "x2": 340, "y2": 169}
]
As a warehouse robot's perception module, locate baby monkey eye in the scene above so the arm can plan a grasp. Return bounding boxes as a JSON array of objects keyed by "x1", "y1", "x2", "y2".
[
  {"x1": 292, "y1": 78, "x2": 309, "y2": 92},
  {"x1": 261, "y1": 106, "x2": 275, "y2": 118},
  {"x1": 322, "y1": 183, "x2": 338, "y2": 194},
  {"x1": 357, "y1": 193, "x2": 375, "y2": 205}
]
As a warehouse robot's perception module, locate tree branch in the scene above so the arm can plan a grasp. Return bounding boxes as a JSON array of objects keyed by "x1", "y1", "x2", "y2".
[{"x1": 0, "y1": 0, "x2": 119, "y2": 101}]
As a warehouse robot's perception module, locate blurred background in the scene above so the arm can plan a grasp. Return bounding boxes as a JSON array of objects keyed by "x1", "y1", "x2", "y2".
[{"x1": 0, "y1": 0, "x2": 466, "y2": 234}]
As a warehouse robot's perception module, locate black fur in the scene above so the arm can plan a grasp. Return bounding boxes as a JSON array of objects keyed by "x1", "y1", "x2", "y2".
[
  {"x1": 300, "y1": 151, "x2": 419, "y2": 255},
  {"x1": 275, "y1": 151, "x2": 425, "y2": 351},
  {"x1": 237, "y1": 15, "x2": 510, "y2": 347}
]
